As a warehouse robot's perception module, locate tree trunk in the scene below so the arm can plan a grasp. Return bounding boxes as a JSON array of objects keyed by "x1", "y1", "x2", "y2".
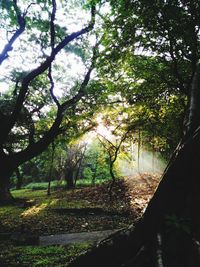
[
  {"x1": 0, "y1": 157, "x2": 15, "y2": 205},
  {"x1": 92, "y1": 161, "x2": 98, "y2": 185},
  {"x1": 47, "y1": 143, "x2": 55, "y2": 196},
  {"x1": 16, "y1": 167, "x2": 23, "y2": 190},
  {"x1": 66, "y1": 169, "x2": 75, "y2": 189},
  {"x1": 108, "y1": 161, "x2": 116, "y2": 198},
  {"x1": 47, "y1": 181, "x2": 51, "y2": 196},
  {"x1": 0, "y1": 178, "x2": 14, "y2": 205}
]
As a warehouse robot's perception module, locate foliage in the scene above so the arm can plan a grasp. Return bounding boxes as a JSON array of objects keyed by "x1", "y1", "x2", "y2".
[
  {"x1": 82, "y1": 140, "x2": 110, "y2": 183},
  {"x1": 95, "y1": 0, "x2": 200, "y2": 158}
]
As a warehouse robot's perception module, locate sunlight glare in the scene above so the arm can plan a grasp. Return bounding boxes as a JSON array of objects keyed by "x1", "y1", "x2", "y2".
[{"x1": 95, "y1": 116, "x2": 115, "y2": 140}]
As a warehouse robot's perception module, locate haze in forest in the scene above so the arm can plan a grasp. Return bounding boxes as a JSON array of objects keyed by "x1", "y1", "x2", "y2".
[{"x1": 118, "y1": 145, "x2": 167, "y2": 177}]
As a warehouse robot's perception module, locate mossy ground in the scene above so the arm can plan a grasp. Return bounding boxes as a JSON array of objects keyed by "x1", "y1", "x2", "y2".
[{"x1": 0, "y1": 175, "x2": 159, "y2": 266}]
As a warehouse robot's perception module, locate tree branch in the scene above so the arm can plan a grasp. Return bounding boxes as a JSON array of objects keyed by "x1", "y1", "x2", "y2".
[
  {"x1": 61, "y1": 42, "x2": 98, "y2": 110},
  {"x1": 1, "y1": 4, "x2": 96, "y2": 144},
  {"x1": 0, "y1": 0, "x2": 26, "y2": 65},
  {"x1": 48, "y1": 65, "x2": 61, "y2": 108},
  {"x1": 50, "y1": 0, "x2": 56, "y2": 51}
]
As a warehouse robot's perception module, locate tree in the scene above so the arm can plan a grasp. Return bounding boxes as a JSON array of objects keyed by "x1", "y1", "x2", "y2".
[
  {"x1": 82, "y1": 140, "x2": 110, "y2": 184},
  {"x1": 0, "y1": 0, "x2": 98, "y2": 204},
  {"x1": 68, "y1": 1, "x2": 200, "y2": 266},
  {"x1": 15, "y1": 167, "x2": 23, "y2": 190},
  {"x1": 97, "y1": 128, "x2": 129, "y2": 195},
  {"x1": 64, "y1": 142, "x2": 87, "y2": 189}
]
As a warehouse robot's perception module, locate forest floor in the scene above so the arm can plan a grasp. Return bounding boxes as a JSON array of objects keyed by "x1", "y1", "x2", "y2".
[{"x1": 0, "y1": 173, "x2": 161, "y2": 266}]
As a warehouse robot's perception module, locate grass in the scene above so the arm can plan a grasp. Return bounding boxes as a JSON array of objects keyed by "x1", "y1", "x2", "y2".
[
  {"x1": 0, "y1": 242, "x2": 92, "y2": 267},
  {"x1": 0, "y1": 188, "x2": 97, "y2": 266},
  {"x1": 0, "y1": 180, "x2": 134, "y2": 266},
  {"x1": 11, "y1": 178, "x2": 109, "y2": 191},
  {"x1": 23, "y1": 181, "x2": 66, "y2": 191},
  {"x1": 12, "y1": 189, "x2": 48, "y2": 199}
]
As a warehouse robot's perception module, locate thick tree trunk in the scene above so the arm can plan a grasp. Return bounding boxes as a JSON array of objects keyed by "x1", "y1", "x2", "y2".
[
  {"x1": 0, "y1": 158, "x2": 15, "y2": 205},
  {"x1": 66, "y1": 169, "x2": 75, "y2": 189},
  {"x1": 16, "y1": 167, "x2": 23, "y2": 190},
  {"x1": 187, "y1": 61, "x2": 200, "y2": 133},
  {"x1": 0, "y1": 178, "x2": 14, "y2": 204}
]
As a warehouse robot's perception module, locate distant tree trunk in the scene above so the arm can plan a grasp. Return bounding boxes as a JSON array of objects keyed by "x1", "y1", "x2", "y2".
[
  {"x1": 47, "y1": 142, "x2": 55, "y2": 196},
  {"x1": 152, "y1": 131, "x2": 155, "y2": 173},
  {"x1": 138, "y1": 128, "x2": 141, "y2": 172},
  {"x1": 16, "y1": 167, "x2": 23, "y2": 190},
  {"x1": 92, "y1": 160, "x2": 98, "y2": 185},
  {"x1": 66, "y1": 168, "x2": 75, "y2": 189},
  {"x1": 74, "y1": 148, "x2": 86, "y2": 186},
  {"x1": 108, "y1": 160, "x2": 116, "y2": 197},
  {"x1": 74, "y1": 164, "x2": 82, "y2": 187}
]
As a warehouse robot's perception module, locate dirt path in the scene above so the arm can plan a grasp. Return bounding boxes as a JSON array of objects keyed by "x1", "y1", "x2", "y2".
[
  {"x1": 124, "y1": 173, "x2": 161, "y2": 214},
  {"x1": 39, "y1": 229, "x2": 119, "y2": 246}
]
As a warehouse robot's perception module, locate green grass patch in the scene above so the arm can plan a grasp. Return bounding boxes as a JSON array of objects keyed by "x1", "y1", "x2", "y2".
[
  {"x1": 12, "y1": 178, "x2": 109, "y2": 192},
  {"x1": 11, "y1": 189, "x2": 47, "y2": 199},
  {"x1": 76, "y1": 178, "x2": 108, "y2": 187},
  {"x1": 0, "y1": 242, "x2": 92, "y2": 267},
  {"x1": 23, "y1": 181, "x2": 66, "y2": 191}
]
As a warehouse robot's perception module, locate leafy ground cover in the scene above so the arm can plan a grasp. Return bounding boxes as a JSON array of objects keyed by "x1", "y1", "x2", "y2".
[{"x1": 0, "y1": 174, "x2": 160, "y2": 266}]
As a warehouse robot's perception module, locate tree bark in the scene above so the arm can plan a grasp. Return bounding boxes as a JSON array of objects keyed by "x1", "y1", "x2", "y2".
[
  {"x1": 16, "y1": 167, "x2": 23, "y2": 190},
  {"x1": 187, "y1": 61, "x2": 200, "y2": 133},
  {"x1": 66, "y1": 169, "x2": 75, "y2": 189},
  {"x1": 0, "y1": 154, "x2": 16, "y2": 204},
  {"x1": 0, "y1": 177, "x2": 14, "y2": 205}
]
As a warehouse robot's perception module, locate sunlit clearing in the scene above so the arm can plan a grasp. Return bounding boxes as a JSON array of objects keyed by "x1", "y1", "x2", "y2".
[
  {"x1": 118, "y1": 145, "x2": 166, "y2": 177},
  {"x1": 21, "y1": 204, "x2": 47, "y2": 218}
]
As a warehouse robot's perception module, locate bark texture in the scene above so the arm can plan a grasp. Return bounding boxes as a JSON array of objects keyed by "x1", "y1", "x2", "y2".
[{"x1": 0, "y1": 154, "x2": 16, "y2": 204}]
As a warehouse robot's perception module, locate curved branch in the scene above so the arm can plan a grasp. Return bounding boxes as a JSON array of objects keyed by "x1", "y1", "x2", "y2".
[
  {"x1": 62, "y1": 42, "x2": 98, "y2": 110},
  {"x1": 14, "y1": 107, "x2": 63, "y2": 165},
  {"x1": 50, "y1": 0, "x2": 56, "y2": 50},
  {"x1": 0, "y1": 0, "x2": 26, "y2": 65},
  {"x1": 48, "y1": 65, "x2": 61, "y2": 108}
]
